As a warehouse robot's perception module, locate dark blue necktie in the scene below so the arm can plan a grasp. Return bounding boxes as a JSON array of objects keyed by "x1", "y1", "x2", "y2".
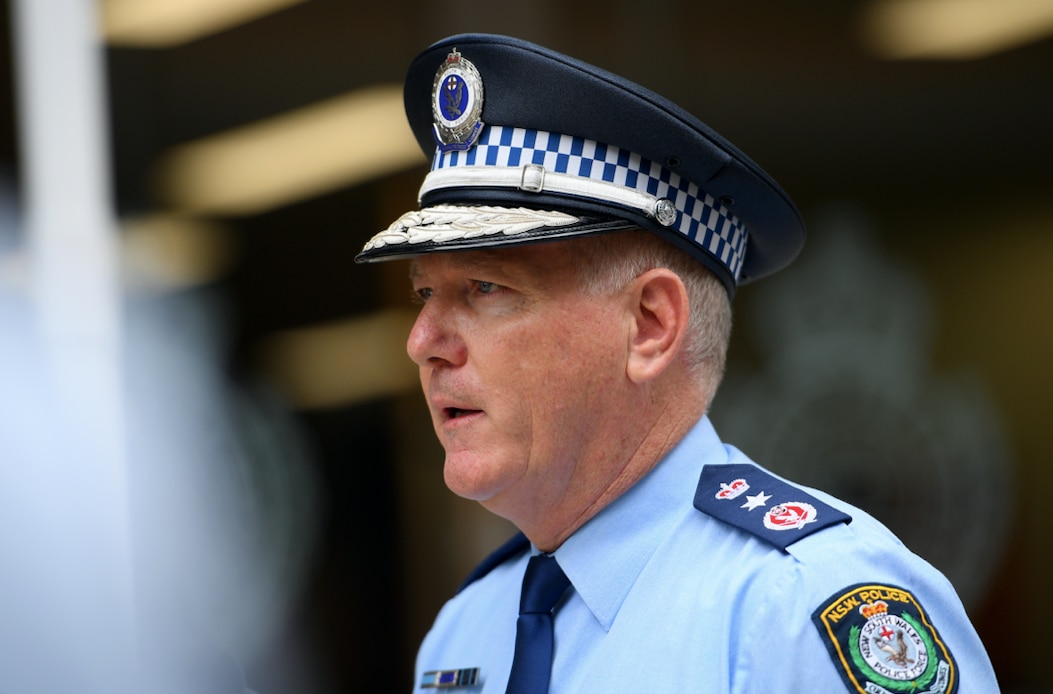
[{"x1": 505, "y1": 554, "x2": 571, "y2": 694}]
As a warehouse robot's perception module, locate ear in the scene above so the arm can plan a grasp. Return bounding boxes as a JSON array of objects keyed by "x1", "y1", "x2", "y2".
[{"x1": 625, "y1": 268, "x2": 690, "y2": 384}]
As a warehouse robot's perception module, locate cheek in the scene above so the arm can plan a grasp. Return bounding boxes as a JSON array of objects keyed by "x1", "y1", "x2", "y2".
[
  {"x1": 524, "y1": 316, "x2": 625, "y2": 419},
  {"x1": 418, "y1": 366, "x2": 437, "y2": 420}
]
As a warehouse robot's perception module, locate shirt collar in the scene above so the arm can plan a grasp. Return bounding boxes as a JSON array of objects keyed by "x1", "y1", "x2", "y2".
[{"x1": 552, "y1": 415, "x2": 728, "y2": 630}]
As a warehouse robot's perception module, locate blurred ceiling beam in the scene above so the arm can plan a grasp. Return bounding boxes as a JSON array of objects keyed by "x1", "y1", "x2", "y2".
[
  {"x1": 156, "y1": 84, "x2": 423, "y2": 217},
  {"x1": 2, "y1": 213, "x2": 236, "y2": 294},
  {"x1": 120, "y1": 213, "x2": 236, "y2": 292},
  {"x1": 257, "y1": 309, "x2": 420, "y2": 409},
  {"x1": 862, "y1": 0, "x2": 1053, "y2": 59},
  {"x1": 102, "y1": 0, "x2": 310, "y2": 48}
]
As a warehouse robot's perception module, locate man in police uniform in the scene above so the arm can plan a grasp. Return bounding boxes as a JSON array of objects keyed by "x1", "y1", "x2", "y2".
[{"x1": 356, "y1": 34, "x2": 998, "y2": 693}]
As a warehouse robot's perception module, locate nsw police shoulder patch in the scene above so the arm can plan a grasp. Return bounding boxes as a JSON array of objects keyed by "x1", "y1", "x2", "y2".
[{"x1": 812, "y1": 583, "x2": 959, "y2": 694}]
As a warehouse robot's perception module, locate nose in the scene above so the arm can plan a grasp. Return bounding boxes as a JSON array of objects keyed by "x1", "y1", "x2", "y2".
[{"x1": 406, "y1": 300, "x2": 467, "y2": 368}]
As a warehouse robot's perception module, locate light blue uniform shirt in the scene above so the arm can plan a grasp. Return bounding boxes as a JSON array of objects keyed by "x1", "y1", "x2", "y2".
[{"x1": 415, "y1": 416, "x2": 998, "y2": 692}]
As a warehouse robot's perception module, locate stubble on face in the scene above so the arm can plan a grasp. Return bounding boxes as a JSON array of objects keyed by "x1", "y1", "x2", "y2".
[{"x1": 409, "y1": 242, "x2": 636, "y2": 531}]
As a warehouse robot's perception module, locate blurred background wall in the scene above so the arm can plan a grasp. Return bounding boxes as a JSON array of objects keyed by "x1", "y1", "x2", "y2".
[{"x1": 0, "y1": 1, "x2": 1049, "y2": 692}]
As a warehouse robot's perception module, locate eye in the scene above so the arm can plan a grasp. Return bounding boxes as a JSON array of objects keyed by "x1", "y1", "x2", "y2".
[
  {"x1": 475, "y1": 281, "x2": 498, "y2": 295},
  {"x1": 412, "y1": 287, "x2": 433, "y2": 304}
]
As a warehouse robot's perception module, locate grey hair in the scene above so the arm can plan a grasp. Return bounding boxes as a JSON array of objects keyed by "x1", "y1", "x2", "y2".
[{"x1": 569, "y1": 230, "x2": 733, "y2": 403}]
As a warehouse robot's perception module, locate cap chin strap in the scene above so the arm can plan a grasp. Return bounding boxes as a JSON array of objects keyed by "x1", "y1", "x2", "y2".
[{"x1": 418, "y1": 164, "x2": 671, "y2": 225}]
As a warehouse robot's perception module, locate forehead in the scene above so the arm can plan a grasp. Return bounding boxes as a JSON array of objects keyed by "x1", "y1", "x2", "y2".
[{"x1": 409, "y1": 242, "x2": 579, "y2": 283}]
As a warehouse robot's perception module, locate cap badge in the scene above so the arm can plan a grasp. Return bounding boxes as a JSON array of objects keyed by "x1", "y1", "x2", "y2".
[{"x1": 432, "y1": 49, "x2": 485, "y2": 153}]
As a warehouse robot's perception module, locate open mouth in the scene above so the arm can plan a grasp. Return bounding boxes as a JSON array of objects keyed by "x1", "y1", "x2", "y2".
[{"x1": 445, "y1": 407, "x2": 481, "y2": 420}]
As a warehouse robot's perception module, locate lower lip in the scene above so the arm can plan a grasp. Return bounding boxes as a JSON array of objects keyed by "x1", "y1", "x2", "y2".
[{"x1": 445, "y1": 410, "x2": 483, "y2": 427}]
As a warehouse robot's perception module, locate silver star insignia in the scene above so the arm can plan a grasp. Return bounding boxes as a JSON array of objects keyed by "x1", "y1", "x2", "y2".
[{"x1": 741, "y1": 491, "x2": 772, "y2": 511}]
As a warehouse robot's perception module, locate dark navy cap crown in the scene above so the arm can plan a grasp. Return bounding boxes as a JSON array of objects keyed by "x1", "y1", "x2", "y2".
[{"x1": 356, "y1": 33, "x2": 805, "y2": 292}]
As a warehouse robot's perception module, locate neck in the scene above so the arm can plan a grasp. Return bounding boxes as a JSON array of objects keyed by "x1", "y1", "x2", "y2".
[{"x1": 509, "y1": 386, "x2": 706, "y2": 552}]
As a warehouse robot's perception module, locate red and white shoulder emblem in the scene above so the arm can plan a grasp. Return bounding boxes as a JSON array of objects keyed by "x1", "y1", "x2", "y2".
[
  {"x1": 763, "y1": 501, "x2": 817, "y2": 531},
  {"x1": 715, "y1": 478, "x2": 750, "y2": 500}
]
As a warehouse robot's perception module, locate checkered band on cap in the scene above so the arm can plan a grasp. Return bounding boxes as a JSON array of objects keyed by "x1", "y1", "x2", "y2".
[{"x1": 423, "y1": 125, "x2": 750, "y2": 281}]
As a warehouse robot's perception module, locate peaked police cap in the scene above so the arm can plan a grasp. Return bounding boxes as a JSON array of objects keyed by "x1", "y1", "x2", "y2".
[{"x1": 356, "y1": 34, "x2": 805, "y2": 294}]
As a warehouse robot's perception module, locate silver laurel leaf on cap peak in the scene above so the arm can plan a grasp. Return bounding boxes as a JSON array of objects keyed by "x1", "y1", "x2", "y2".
[{"x1": 363, "y1": 205, "x2": 580, "y2": 250}]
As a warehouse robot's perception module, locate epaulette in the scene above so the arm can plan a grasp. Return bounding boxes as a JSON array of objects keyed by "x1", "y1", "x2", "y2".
[
  {"x1": 693, "y1": 463, "x2": 851, "y2": 551},
  {"x1": 456, "y1": 531, "x2": 530, "y2": 594}
]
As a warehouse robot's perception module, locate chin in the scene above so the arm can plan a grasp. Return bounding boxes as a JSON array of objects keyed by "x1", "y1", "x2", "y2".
[{"x1": 442, "y1": 453, "x2": 516, "y2": 503}]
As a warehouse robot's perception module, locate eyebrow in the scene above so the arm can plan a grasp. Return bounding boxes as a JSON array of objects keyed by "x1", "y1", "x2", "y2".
[{"x1": 409, "y1": 252, "x2": 508, "y2": 281}]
